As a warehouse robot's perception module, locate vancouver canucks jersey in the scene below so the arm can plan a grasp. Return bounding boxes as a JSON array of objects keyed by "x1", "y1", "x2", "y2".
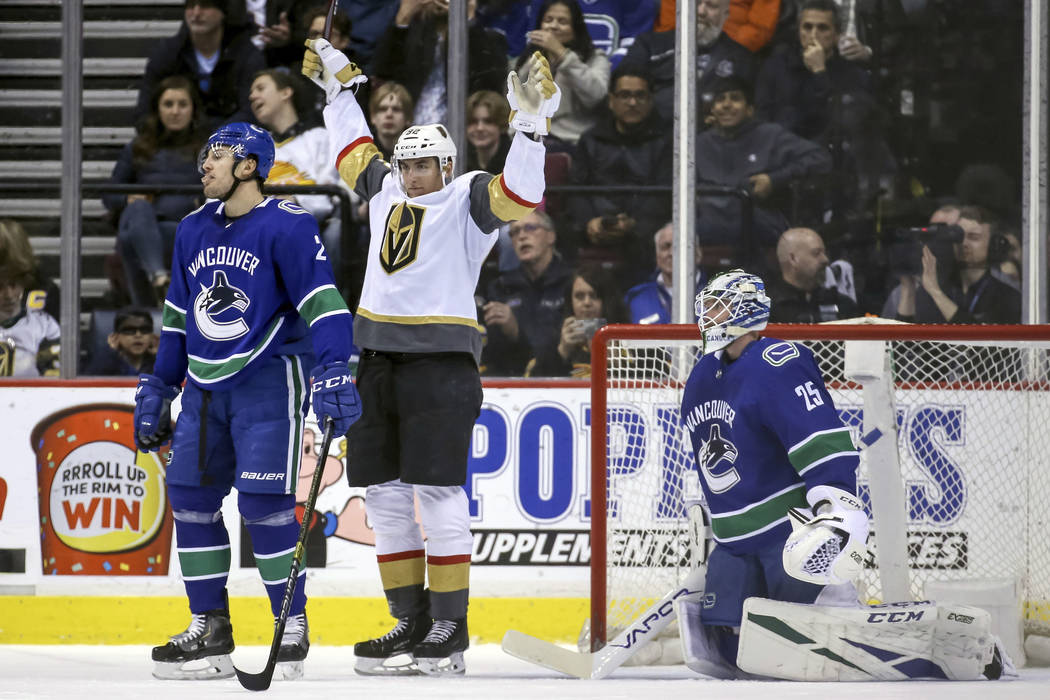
[
  {"x1": 323, "y1": 89, "x2": 545, "y2": 363},
  {"x1": 153, "y1": 197, "x2": 353, "y2": 390},
  {"x1": 680, "y1": 336, "x2": 859, "y2": 553}
]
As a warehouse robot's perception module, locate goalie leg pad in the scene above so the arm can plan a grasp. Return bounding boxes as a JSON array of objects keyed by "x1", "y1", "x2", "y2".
[
  {"x1": 675, "y1": 598, "x2": 739, "y2": 679},
  {"x1": 737, "y1": 597, "x2": 1004, "y2": 681}
]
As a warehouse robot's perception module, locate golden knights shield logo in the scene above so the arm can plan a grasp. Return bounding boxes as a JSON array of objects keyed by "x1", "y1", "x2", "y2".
[{"x1": 380, "y1": 202, "x2": 426, "y2": 273}]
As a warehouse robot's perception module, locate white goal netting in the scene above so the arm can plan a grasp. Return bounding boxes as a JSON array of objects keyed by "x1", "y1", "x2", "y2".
[{"x1": 591, "y1": 324, "x2": 1050, "y2": 648}]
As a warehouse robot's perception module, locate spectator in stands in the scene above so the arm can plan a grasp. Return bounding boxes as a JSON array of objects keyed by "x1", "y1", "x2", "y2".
[
  {"x1": 0, "y1": 220, "x2": 59, "y2": 322},
  {"x1": 298, "y1": 3, "x2": 369, "y2": 120},
  {"x1": 481, "y1": 210, "x2": 572, "y2": 376},
  {"x1": 774, "y1": 0, "x2": 881, "y2": 63},
  {"x1": 766, "y1": 227, "x2": 859, "y2": 322},
  {"x1": 514, "y1": 0, "x2": 610, "y2": 149},
  {"x1": 84, "y1": 307, "x2": 158, "y2": 376},
  {"x1": 884, "y1": 205, "x2": 1021, "y2": 324},
  {"x1": 695, "y1": 76, "x2": 831, "y2": 261},
  {"x1": 136, "y1": 0, "x2": 266, "y2": 129},
  {"x1": 249, "y1": 68, "x2": 348, "y2": 284},
  {"x1": 724, "y1": 0, "x2": 782, "y2": 53},
  {"x1": 620, "y1": 0, "x2": 755, "y2": 125},
  {"x1": 625, "y1": 222, "x2": 705, "y2": 324},
  {"x1": 755, "y1": 0, "x2": 874, "y2": 143},
  {"x1": 0, "y1": 221, "x2": 60, "y2": 377},
  {"x1": 107, "y1": 75, "x2": 207, "y2": 307},
  {"x1": 368, "y1": 82, "x2": 413, "y2": 162},
  {"x1": 526, "y1": 262, "x2": 627, "y2": 378},
  {"x1": 373, "y1": 0, "x2": 507, "y2": 126},
  {"x1": 465, "y1": 90, "x2": 512, "y2": 173},
  {"x1": 226, "y1": 0, "x2": 312, "y2": 68},
  {"x1": 569, "y1": 65, "x2": 671, "y2": 285}
]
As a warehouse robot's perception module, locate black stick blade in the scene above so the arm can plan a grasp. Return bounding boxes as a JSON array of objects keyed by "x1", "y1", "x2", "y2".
[{"x1": 235, "y1": 662, "x2": 277, "y2": 692}]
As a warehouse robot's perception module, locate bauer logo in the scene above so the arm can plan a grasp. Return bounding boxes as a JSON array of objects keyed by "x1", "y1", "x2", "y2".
[{"x1": 32, "y1": 404, "x2": 173, "y2": 575}]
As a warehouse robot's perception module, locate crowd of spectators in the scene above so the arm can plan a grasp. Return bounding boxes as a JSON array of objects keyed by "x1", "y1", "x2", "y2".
[{"x1": 1, "y1": 0, "x2": 1026, "y2": 377}]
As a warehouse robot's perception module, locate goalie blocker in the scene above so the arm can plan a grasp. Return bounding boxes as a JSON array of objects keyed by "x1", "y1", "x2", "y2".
[{"x1": 735, "y1": 597, "x2": 1014, "y2": 681}]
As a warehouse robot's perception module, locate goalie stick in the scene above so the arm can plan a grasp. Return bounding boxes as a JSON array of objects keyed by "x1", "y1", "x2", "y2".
[
  {"x1": 235, "y1": 417, "x2": 336, "y2": 691},
  {"x1": 502, "y1": 566, "x2": 706, "y2": 679}
]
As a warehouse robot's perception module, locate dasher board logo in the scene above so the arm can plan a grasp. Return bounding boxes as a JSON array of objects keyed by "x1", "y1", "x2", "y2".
[
  {"x1": 194, "y1": 269, "x2": 251, "y2": 341},
  {"x1": 381, "y1": 202, "x2": 425, "y2": 273}
]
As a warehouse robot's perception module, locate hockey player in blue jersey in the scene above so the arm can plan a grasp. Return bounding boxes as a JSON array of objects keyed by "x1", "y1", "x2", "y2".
[
  {"x1": 677, "y1": 268, "x2": 867, "y2": 678},
  {"x1": 302, "y1": 38, "x2": 557, "y2": 676},
  {"x1": 133, "y1": 122, "x2": 362, "y2": 681}
]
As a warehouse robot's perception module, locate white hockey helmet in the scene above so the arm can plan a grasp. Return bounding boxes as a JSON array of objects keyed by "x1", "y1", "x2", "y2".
[
  {"x1": 391, "y1": 123, "x2": 457, "y2": 195},
  {"x1": 694, "y1": 268, "x2": 770, "y2": 355}
]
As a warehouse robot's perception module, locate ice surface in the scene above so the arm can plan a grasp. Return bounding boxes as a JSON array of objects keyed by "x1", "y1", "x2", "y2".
[{"x1": 0, "y1": 644, "x2": 1047, "y2": 699}]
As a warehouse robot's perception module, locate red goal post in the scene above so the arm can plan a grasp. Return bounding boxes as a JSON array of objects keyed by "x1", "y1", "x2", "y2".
[{"x1": 589, "y1": 322, "x2": 1050, "y2": 652}]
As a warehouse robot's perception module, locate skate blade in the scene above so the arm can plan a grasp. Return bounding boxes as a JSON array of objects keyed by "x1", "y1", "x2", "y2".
[
  {"x1": 354, "y1": 653, "x2": 421, "y2": 676},
  {"x1": 152, "y1": 654, "x2": 234, "y2": 680},
  {"x1": 276, "y1": 660, "x2": 304, "y2": 681},
  {"x1": 417, "y1": 651, "x2": 466, "y2": 676}
]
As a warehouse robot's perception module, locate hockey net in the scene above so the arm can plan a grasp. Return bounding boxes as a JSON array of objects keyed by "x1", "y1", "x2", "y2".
[{"x1": 589, "y1": 322, "x2": 1050, "y2": 650}]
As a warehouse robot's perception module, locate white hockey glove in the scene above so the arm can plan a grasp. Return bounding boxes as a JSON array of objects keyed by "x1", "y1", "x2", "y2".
[
  {"x1": 507, "y1": 51, "x2": 561, "y2": 136},
  {"x1": 302, "y1": 38, "x2": 367, "y2": 103},
  {"x1": 782, "y1": 485, "x2": 869, "y2": 585}
]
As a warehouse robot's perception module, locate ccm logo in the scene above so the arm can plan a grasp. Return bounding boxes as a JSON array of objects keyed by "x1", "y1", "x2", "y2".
[
  {"x1": 312, "y1": 375, "x2": 351, "y2": 392},
  {"x1": 240, "y1": 472, "x2": 282, "y2": 480},
  {"x1": 867, "y1": 611, "x2": 924, "y2": 623}
]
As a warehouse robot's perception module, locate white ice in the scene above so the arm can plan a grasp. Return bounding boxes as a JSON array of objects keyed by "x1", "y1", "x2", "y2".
[{"x1": 0, "y1": 644, "x2": 1047, "y2": 699}]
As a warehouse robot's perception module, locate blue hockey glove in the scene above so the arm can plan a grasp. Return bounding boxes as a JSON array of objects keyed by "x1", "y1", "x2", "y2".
[
  {"x1": 310, "y1": 362, "x2": 362, "y2": 435},
  {"x1": 134, "y1": 374, "x2": 179, "y2": 452}
]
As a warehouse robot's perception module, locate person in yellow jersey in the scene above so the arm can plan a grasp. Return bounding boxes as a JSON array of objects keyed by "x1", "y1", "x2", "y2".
[{"x1": 302, "y1": 38, "x2": 559, "y2": 676}]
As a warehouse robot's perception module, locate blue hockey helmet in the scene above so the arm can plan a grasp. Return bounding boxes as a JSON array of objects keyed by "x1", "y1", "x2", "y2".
[
  {"x1": 694, "y1": 268, "x2": 770, "y2": 355},
  {"x1": 197, "y1": 122, "x2": 275, "y2": 179}
]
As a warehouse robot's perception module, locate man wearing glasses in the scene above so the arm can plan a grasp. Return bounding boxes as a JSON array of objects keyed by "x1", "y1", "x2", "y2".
[
  {"x1": 569, "y1": 65, "x2": 672, "y2": 287},
  {"x1": 481, "y1": 210, "x2": 571, "y2": 376}
]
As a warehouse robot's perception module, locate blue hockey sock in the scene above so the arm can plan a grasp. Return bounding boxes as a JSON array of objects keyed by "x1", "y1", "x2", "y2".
[
  {"x1": 240, "y1": 492, "x2": 305, "y2": 617},
  {"x1": 169, "y1": 484, "x2": 231, "y2": 614}
]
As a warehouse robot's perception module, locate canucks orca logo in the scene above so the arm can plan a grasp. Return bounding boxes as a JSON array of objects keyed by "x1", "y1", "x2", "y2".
[
  {"x1": 193, "y1": 270, "x2": 250, "y2": 341},
  {"x1": 698, "y1": 424, "x2": 740, "y2": 494}
]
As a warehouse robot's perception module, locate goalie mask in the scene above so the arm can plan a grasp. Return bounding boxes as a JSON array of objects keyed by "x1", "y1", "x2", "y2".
[
  {"x1": 391, "y1": 124, "x2": 456, "y2": 196},
  {"x1": 694, "y1": 269, "x2": 770, "y2": 355}
]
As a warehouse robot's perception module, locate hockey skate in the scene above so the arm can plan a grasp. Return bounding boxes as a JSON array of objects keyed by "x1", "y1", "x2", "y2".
[
  {"x1": 353, "y1": 612, "x2": 431, "y2": 676},
  {"x1": 275, "y1": 613, "x2": 310, "y2": 680},
  {"x1": 151, "y1": 608, "x2": 235, "y2": 680},
  {"x1": 413, "y1": 618, "x2": 468, "y2": 676}
]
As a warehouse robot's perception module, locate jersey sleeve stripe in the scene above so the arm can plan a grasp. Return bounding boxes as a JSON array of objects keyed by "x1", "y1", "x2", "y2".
[
  {"x1": 796, "y1": 451, "x2": 860, "y2": 476},
  {"x1": 296, "y1": 285, "x2": 348, "y2": 325},
  {"x1": 788, "y1": 428, "x2": 857, "y2": 475},
  {"x1": 709, "y1": 484, "x2": 806, "y2": 540},
  {"x1": 336, "y1": 136, "x2": 382, "y2": 191},
  {"x1": 486, "y1": 173, "x2": 539, "y2": 222},
  {"x1": 162, "y1": 300, "x2": 186, "y2": 333}
]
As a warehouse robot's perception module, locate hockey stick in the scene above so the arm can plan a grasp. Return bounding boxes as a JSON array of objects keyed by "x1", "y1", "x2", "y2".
[
  {"x1": 235, "y1": 417, "x2": 336, "y2": 691},
  {"x1": 502, "y1": 566, "x2": 706, "y2": 679}
]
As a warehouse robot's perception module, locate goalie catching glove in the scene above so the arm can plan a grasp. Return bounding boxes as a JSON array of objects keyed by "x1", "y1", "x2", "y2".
[
  {"x1": 783, "y1": 484, "x2": 869, "y2": 585},
  {"x1": 134, "y1": 374, "x2": 179, "y2": 452},
  {"x1": 507, "y1": 51, "x2": 561, "y2": 136},
  {"x1": 310, "y1": 362, "x2": 362, "y2": 435},
  {"x1": 302, "y1": 38, "x2": 367, "y2": 103}
]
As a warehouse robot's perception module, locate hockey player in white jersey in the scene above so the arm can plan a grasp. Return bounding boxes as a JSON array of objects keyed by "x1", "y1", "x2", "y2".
[
  {"x1": 303, "y1": 39, "x2": 558, "y2": 675},
  {"x1": 676, "y1": 269, "x2": 1012, "y2": 681}
]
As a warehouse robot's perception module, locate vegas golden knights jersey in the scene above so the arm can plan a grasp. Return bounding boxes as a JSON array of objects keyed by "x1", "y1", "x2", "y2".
[{"x1": 324, "y1": 90, "x2": 546, "y2": 362}]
